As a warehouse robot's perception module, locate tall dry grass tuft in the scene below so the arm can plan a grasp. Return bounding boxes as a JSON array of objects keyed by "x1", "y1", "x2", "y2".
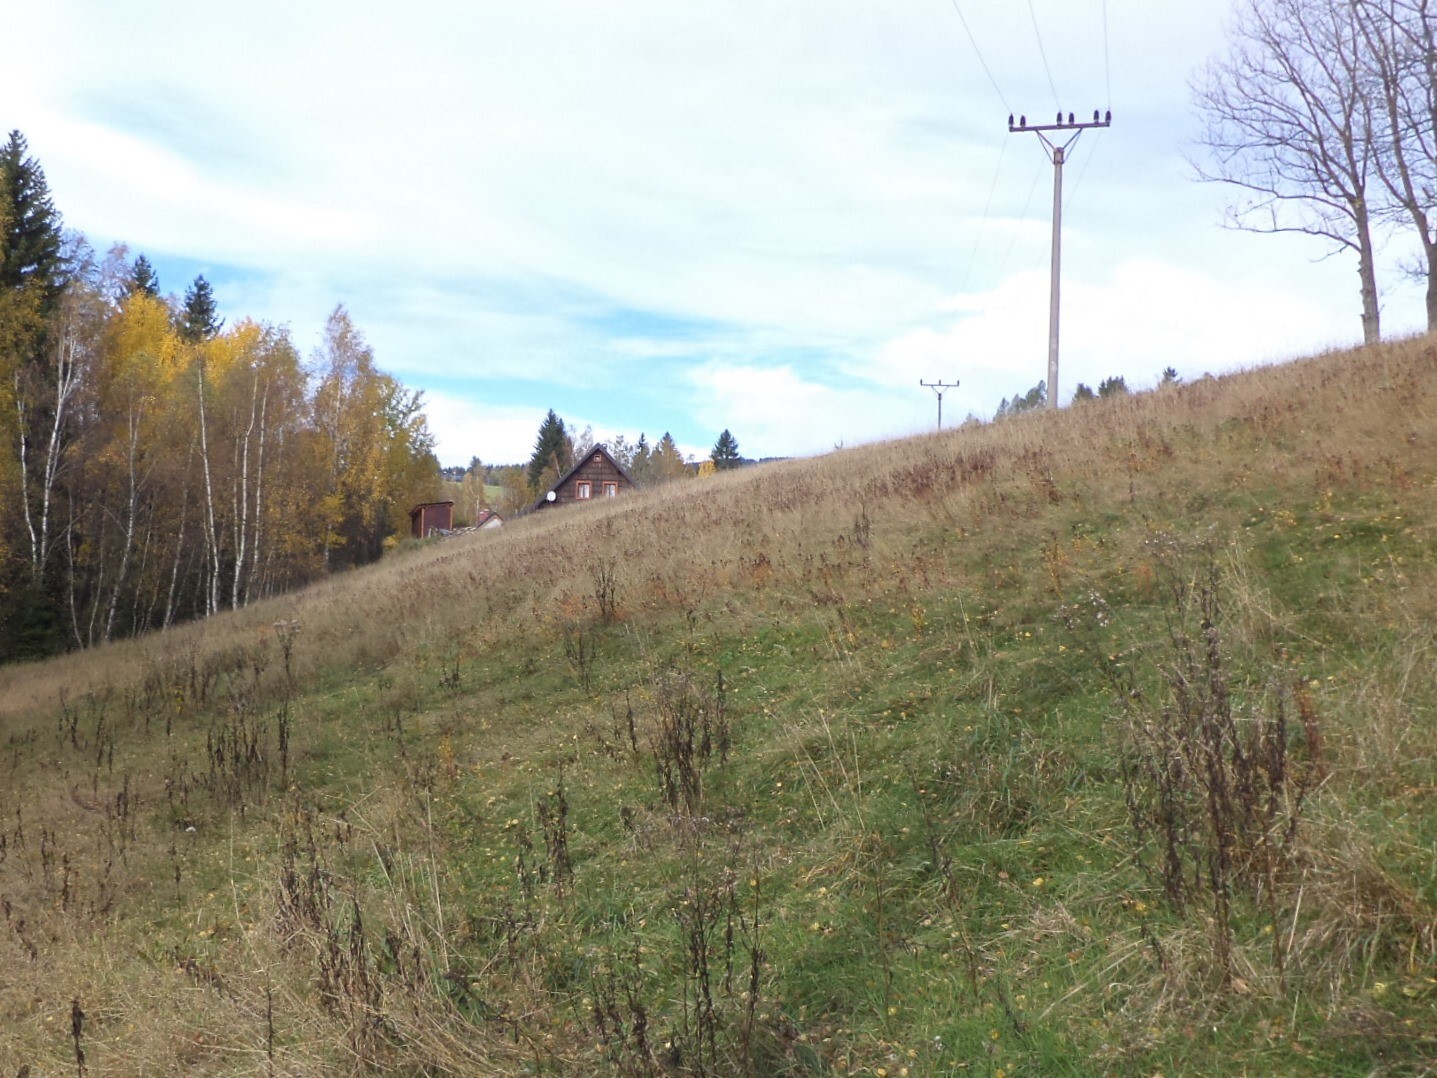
[{"x1": 1070, "y1": 537, "x2": 1322, "y2": 986}]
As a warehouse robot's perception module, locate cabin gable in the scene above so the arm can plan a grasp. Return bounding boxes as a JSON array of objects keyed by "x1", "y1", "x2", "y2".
[{"x1": 533, "y1": 446, "x2": 636, "y2": 511}]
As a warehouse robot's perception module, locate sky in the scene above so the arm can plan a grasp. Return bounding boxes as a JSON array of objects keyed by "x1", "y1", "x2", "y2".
[{"x1": 3, "y1": 1, "x2": 1428, "y2": 466}]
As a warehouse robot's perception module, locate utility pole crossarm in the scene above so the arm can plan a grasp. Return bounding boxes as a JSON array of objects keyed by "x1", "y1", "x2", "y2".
[
  {"x1": 1009, "y1": 109, "x2": 1113, "y2": 410},
  {"x1": 1008, "y1": 110, "x2": 1112, "y2": 134}
]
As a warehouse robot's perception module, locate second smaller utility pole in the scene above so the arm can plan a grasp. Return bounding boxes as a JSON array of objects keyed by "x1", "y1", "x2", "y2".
[{"x1": 920, "y1": 379, "x2": 960, "y2": 429}]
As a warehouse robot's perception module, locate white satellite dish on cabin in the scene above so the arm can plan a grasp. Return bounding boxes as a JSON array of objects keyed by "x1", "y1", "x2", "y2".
[{"x1": 546, "y1": 490, "x2": 556, "y2": 502}]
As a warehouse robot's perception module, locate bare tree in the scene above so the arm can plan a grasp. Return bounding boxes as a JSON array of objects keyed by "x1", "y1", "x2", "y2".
[
  {"x1": 1355, "y1": 0, "x2": 1437, "y2": 330},
  {"x1": 1193, "y1": 0, "x2": 1384, "y2": 344}
]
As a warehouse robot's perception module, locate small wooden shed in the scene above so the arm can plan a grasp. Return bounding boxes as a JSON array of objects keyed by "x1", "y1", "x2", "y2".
[
  {"x1": 474, "y1": 509, "x2": 504, "y2": 530},
  {"x1": 409, "y1": 501, "x2": 454, "y2": 538},
  {"x1": 531, "y1": 446, "x2": 636, "y2": 512}
]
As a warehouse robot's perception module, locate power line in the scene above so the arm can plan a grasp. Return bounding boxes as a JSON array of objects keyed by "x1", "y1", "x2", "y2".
[
  {"x1": 1027, "y1": 0, "x2": 1062, "y2": 109},
  {"x1": 1102, "y1": 0, "x2": 1112, "y2": 110},
  {"x1": 946, "y1": 0, "x2": 1011, "y2": 112},
  {"x1": 1064, "y1": 128, "x2": 1104, "y2": 214},
  {"x1": 1062, "y1": 1, "x2": 1113, "y2": 210},
  {"x1": 958, "y1": 138, "x2": 1009, "y2": 294},
  {"x1": 998, "y1": 164, "x2": 1045, "y2": 284}
]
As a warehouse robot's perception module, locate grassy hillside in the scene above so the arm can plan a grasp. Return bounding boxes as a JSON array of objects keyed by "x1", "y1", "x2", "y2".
[{"x1": 2, "y1": 340, "x2": 1435, "y2": 1075}]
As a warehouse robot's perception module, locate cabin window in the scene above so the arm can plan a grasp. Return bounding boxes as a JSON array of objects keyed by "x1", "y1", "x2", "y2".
[
  {"x1": 576, "y1": 481, "x2": 592, "y2": 499},
  {"x1": 603, "y1": 482, "x2": 618, "y2": 497}
]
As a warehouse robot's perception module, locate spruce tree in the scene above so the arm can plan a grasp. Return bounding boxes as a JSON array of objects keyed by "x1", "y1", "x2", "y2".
[
  {"x1": 527, "y1": 409, "x2": 573, "y2": 491},
  {"x1": 180, "y1": 274, "x2": 223, "y2": 341},
  {"x1": 1098, "y1": 376, "x2": 1129, "y2": 398},
  {"x1": 997, "y1": 381, "x2": 1046, "y2": 419},
  {"x1": 131, "y1": 254, "x2": 160, "y2": 297},
  {"x1": 650, "y1": 432, "x2": 688, "y2": 483},
  {"x1": 711, "y1": 429, "x2": 741, "y2": 470},
  {"x1": 0, "y1": 130, "x2": 66, "y2": 303}
]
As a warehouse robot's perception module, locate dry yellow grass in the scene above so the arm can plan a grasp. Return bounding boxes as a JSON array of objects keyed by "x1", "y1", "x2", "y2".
[
  {"x1": 4, "y1": 335, "x2": 1431, "y2": 726},
  {"x1": 1, "y1": 336, "x2": 1434, "y2": 1074}
]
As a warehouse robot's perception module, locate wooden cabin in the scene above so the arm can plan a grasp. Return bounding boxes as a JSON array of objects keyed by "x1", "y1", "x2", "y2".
[
  {"x1": 531, "y1": 446, "x2": 636, "y2": 512},
  {"x1": 409, "y1": 501, "x2": 454, "y2": 538}
]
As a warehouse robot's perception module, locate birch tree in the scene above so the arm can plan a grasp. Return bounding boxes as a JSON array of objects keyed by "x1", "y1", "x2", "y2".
[
  {"x1": 13, "y1": 285, "x2": 86, "y2": 579},
  {"x1": 0, "y1": 135, "x2": 441, "y2": 657}
]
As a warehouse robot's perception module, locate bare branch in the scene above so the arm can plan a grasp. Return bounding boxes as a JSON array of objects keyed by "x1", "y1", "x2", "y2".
[{"x1": 1192, "y1": 0, "x2": 1383, "y2": 342}]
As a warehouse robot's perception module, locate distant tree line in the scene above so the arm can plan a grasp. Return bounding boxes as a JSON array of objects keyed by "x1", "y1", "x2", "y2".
[
  {"x1": 0, "y1": 130, "x2": 440, "y2": 660},
  {"x1": 453, "y1": 413, "x2": 747, "y2": 517},
  {"x1": 993, "y1": 368, "x2": 1178, "y2": 417}
]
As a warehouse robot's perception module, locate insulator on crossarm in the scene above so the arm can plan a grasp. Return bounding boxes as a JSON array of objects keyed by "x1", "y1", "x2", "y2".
[
  {"x1": 1068, "y1": 112, "x2": 1074, "y2": 124},
  {"x1": 1105, "y1": 110, "x2": 1112, "y2": 123},
  {"x1": 1093, "y1": 109, "x2": 1100, "y2": 122},
  {"x1": 1008, "y1": 113, "x2": 1014, "y2": 127},
  {"x1": 1020, "y1": 115, "x2": 1026, "y2": 127},
  {"x1": 1056, "y1": 111, "x2": 1062, "y2": 124}
]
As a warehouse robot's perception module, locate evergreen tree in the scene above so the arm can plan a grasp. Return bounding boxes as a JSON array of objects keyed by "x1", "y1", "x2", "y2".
[
  {"x1": 1160, "y1": 367, "x2": 1181, "y2": 387},
  {"x1": 649, "y1": 432, "x2": 689, "y2": 483},
  {"x1": 1098, "y1": 376, "x2": 1129, "y2": 398},
  {"x1": 620, "y1": 432, "x2": 654, "y2": 483},
  {"x1": 0, "y1": 130, "x2": 66, "y2": 302},
  {"x1": 131, "y1": 253, "x2": 159, "y2": 297},
  {"x1": 180, "y1": 274, "x2": 223, "y2": 341},
  {"x1": 996, "y1": 381, "x2": 1046, "y2": 419},
  {"x1": 527, "y1": 409, "x2": 573, "y2": 491},
  {"x1": 1072, "y1": 383, "x2": 1096, "y2": 402},
  {"x1": 710, "y1": 428, "x2": 741, "y2": 470}
]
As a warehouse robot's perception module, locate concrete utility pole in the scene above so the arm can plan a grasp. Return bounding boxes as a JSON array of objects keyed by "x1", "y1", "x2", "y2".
[
  {"x1": 920, "y1": 379, "x2": 960, "y2": 429},
  {"x1": 1009, "y1": 110, "x2": 1111, "y2": 409}
]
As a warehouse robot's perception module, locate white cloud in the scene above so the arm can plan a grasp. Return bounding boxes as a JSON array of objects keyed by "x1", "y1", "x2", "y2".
[
  {"x1": 3, "y1": 0, "x2": 1427, "y2": 464},
  {"x1": 688, "y1": 363, "x2": 929, "y2": 458},
  {"x1": 423, "y1": 391, "x2": 710, "y2": 468},
  {"x1": 875, "y1": 253, "x2": 1364, "y2": 415},
  {"x1": 421, "y1": 393, "x2": 544, "y2": 468}
]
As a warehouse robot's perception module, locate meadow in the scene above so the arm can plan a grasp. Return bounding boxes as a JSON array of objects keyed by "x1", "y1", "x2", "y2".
[{"x1": 1, "y1": 338, "x2": 1434, "y2": 1075}]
